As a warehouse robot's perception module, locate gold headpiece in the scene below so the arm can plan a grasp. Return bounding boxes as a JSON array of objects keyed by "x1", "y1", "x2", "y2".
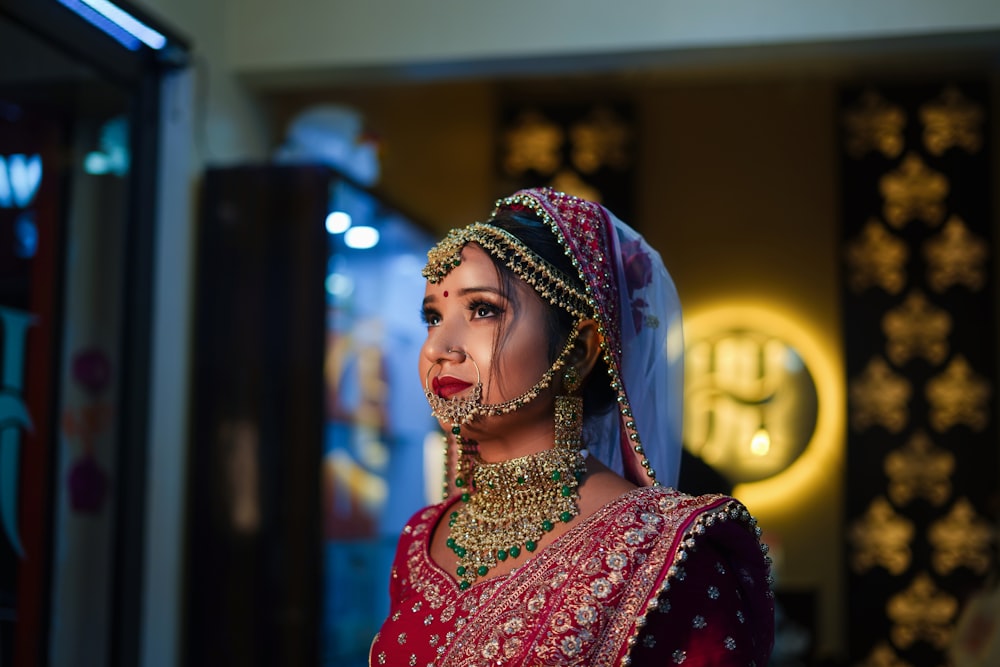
[{"x1": 422, "y1": 222, "x2": 591, "y2": 319}]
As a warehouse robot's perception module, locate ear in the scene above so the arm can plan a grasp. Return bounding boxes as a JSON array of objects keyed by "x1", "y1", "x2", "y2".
[{"x1": 570, "y1": 319, "x2": 603, "y2": 383}]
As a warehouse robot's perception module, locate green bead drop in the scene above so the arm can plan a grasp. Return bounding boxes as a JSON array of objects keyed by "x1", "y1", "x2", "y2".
[
  {"x1": 497, "y1": 549, "x2": 508, "y2": 561},
  {"x1": 459, "y1": 581, "x2": 470, "y2": 591},
  {"x1": 551, "y1": 470, "x2": 561, "y2": 481},
  {"x1": 541, "y1": 520, "x2": 554, "y2": 532},
  {"x1": 525, "y1": 540, "x2": 537, "y2": 552},
  {"x1": 560, "y1": 511, "x2": 572, "y2": 523},
  {"x1": 560, "y1": 485, "x2": 571, "y2": 497},
  {"x1": 509, "y1": 546, "x2": 521, "y2": 558},
  {"x1": 456, "y1": 565, "x2": 466, "y2": 576},
  {"x1": 451, "y1": 425, "x2": 461, "y2": 435},
  {"x1": 476, "y1": 565, "x2": 489, "y2": 577}
]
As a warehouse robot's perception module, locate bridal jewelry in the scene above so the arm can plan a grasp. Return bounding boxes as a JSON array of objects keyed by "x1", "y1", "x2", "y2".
[
  {"x1": 447, "y1": 445, "x2": 586, "y2": 590},
  {"x1": 446, "y1": 365, "x2": 587, "y2": 590}
]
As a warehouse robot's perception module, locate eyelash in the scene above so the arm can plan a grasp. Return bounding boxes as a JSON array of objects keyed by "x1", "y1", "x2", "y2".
[{"x1": 468, "y1": 300, "x2": 502, "y2": 319}]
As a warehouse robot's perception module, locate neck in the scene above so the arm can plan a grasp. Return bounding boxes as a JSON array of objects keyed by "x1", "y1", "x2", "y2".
[{"x1": 462, "y1": 417, "x2": 555, "y2": 463}]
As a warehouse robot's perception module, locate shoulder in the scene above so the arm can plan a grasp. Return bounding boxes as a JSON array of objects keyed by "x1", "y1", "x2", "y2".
[
  {"x1": 606, "y1": 486, "x2": 773, "y2": 609},
  {"x1": 398, "y1": 496, "x2": 458, "y2": 546},
  {"x1": 619, "y1": 486, "x2": 762, "y2": 539}
]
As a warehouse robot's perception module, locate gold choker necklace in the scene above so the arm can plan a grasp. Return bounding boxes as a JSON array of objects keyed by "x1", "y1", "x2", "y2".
[{"x1": 446, "y1": 445, "x2": 586, "y2": 590}]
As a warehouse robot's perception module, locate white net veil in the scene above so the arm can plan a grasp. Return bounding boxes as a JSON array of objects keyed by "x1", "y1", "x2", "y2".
[{"x1": 582, "y1": 208, "x2": 683, "y2": 488}]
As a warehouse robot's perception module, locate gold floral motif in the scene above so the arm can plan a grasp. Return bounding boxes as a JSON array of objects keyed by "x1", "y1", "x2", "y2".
[
  {"x1": 842, "y1": 90, "x2": 907, "y2": 159},
  {"x1": 845, "y1": 218, "x2": 908, "y2": 294},
  {"x1": 887, "y1": 573, "x2": 957, "y2": 649},
  {"x1": 849, "y1": 357, "x2": 912, "y2": 433},
  {"x1": 570, "y1": 107, "x2": 631, "y2": 174},
  {"x1": 884, "y1": 430, "x2": 954, "y2": 507},
  {"x1": 881, "y1": 291, "x2": 951, "y2": 366},
  {"x1": 857, "y1": 641, "x2": 912, "y2": 667},
  {"x1": 926, "y1": 355, "x2": 992, "y2": 432},
  {"x1": 924, "y1": 215, "x2": 989, "y2": 292},
  {"x1": 920, "y1": 86, "x2": 984, "y2": 156},
  {"x1": 879, "y1": 152, "x2": 949, "y2": 228},
  {"x1": 849, "y1": 497, "x2": 914, "y2": 575},
  {"x1": 928, "y1": 498, "x2": 995, "y2": 575},
  {"x1": 503, "y1": 110, "x2": 564, "y2": 176}
]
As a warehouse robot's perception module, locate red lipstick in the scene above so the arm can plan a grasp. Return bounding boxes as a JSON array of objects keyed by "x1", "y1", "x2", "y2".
[{"x1": 432, "y1": 376, "x2": 473, "y2": 399}]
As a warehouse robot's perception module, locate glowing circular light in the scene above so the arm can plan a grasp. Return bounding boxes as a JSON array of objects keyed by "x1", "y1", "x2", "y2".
[
  {"x1": 683, "y1": 303, "x2": 844, "y2": 514},
  {"x1": 325, "y1": 211, "x2": 352, "y2": 234},
  {"x1": 344, "y1": 226, "x2": 379, "y2": 249}
]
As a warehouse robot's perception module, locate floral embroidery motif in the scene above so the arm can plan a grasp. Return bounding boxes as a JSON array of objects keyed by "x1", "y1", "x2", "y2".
[
  {"x1": 693, "y1": 615, "x2": 707, "y2": 629},
  {"x1": 708, "y1": 586, "x2": 720, "y2": 600},
  {"x1": 643, "y1": 634, "x2": 657, "y2": 648},
  {"x1": 725, "y1": 636, "x2": 737, "y2": 650},
  {"x1": 592, "y1": 578, "x2": 613, "y2": 599},
  {"x1": 576, "y1": 605, "x2": 598, "y2": 626},
  {"x1": 673, "y1": 648, "x2": 687, "y2": 664},
  {"x1": 620, "y1": 237, "x2": 657, "y2": 332}
]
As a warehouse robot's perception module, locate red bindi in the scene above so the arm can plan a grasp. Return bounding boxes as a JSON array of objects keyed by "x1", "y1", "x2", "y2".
[{"x1": 443, "y1": 290, "x2": 449, "y2": 297}]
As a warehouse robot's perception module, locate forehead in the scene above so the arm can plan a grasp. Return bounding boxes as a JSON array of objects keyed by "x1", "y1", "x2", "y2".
[{"x1": 425, "y1": 244, "x2": 495, "y2": 286}]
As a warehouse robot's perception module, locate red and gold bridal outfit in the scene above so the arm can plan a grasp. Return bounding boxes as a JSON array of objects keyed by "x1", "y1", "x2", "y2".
[{"x1": 370, "y1": 486, "x2": 774, "y2": 667}]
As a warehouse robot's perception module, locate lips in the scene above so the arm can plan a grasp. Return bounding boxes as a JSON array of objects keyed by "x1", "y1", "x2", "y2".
[{"x1": 432, "y1": 375, "x2": 473, "y2": 399}]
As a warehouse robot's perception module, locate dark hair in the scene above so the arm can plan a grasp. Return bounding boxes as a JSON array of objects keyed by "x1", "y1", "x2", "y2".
[{"x1": 483, "y1": 211, "x2": 616, "y2": 417}]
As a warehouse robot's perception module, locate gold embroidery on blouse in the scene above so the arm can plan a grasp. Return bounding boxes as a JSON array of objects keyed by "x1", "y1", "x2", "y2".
[
  {"x1": 928, "y1": 498, "x2": 995, "y2": 575},
  {"x1": 842, "y1": 90, "x2": 906, "y2": 159},
  {"x1": 845, "y1": 218, "x2": 908, "y2": 295},
  {"x1": 920, "y1": 85, "x2": 984, "y2": 156},
  {"x1": 884, "y1": 430, "x2": 953, "y2": 507},
  {"x1": 849, "y1": 357, "x2": 911, "y2": 433},
  {"x1": 848, "y1": 497, "x2": 913, "y2": 575},
  {"x1": 926, "y1": 355, "x2": 992, "y2": 432},
  {"x1": 879, "y1": 152, "x2": 949, "y2": 229},
  {"x1": 887, "y1": 573, "x2": 957, "y2": 649},
  {"x1": 924, "y1": 215, "x2": 989, "y2": 293}
]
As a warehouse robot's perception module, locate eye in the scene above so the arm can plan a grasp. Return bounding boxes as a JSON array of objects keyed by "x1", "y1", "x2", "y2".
[
  {"x1": 469, "y1": 301, "x2": 501, "y2": 319},
  {"x1": 421, "y1": 308, "x2": 441, "y2": 327}
]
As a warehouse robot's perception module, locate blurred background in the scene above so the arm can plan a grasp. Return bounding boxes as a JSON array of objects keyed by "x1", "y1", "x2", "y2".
[{"x1": 1, "y1": 0, "x2": 998, "y2": 666}]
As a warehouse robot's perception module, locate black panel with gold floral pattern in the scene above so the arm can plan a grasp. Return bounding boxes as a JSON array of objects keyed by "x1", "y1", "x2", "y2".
[{"x1": 840, "y1": 82, "x2": 997, "y2": 667}]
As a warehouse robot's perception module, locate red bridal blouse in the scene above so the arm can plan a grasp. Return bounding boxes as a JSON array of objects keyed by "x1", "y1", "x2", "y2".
[{"x1": 370, "y1": 485, "x2": 774, "y2": 667}]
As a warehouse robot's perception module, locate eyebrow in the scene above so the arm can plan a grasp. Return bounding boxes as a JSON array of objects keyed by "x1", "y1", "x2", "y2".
[{"x1": 422, "y1": 286, "x2": 504, "y2": 307}]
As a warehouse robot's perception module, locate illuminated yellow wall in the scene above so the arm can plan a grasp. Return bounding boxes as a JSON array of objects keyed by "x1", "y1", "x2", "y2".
[{"x1": 634, "y1": 81, "x2": 845, "y2": 654}]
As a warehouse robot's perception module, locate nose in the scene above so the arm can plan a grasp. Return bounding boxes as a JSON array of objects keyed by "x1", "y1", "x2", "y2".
[{"x1": 421, "y1": 323, "x2": 468, "y2": 366}]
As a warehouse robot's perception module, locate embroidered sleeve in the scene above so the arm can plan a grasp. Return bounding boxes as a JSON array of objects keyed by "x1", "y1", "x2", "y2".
[{"x1": 629, "y1": 519, "x2": 774, "y2": 667}]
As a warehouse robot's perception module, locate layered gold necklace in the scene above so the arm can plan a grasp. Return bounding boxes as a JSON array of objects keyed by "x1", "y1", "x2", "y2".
[{"x1": 447, "y1": 396, "x2": 586, "y2": 590}]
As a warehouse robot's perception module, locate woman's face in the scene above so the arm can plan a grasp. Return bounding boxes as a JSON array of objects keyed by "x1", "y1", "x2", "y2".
[{"x1": 419, "y1": 243, "x2": 553, "y2": 430}]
